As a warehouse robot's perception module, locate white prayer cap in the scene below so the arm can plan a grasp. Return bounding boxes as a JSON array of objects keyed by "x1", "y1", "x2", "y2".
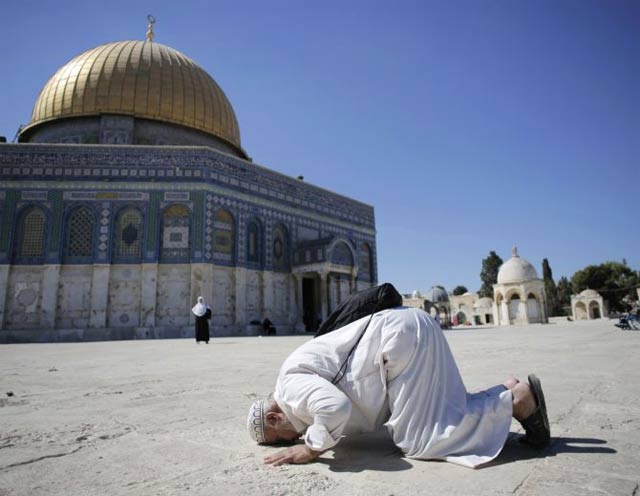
[
  {"x1": 192, "y1": 296, "x2": 207, "y2": 317},
  {"x1": 247, "y1": 399, "x2": 266, "y2": 444}
]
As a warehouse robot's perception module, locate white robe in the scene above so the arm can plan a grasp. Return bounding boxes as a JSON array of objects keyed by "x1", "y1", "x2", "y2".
[{"x1": 273, "y1": 307, "x2": 512, "y2": 468}]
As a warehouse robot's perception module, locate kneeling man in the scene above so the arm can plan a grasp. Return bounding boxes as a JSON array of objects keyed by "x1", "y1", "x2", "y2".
[{"x1": 247, "y1": 307, "x2": 549, "y2": 468}]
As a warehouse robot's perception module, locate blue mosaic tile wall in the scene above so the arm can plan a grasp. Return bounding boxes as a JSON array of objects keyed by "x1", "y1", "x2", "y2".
[
  {"x1": 0, "y1": 144, "x2": 375, "y2": 228},
  {"x1": 0, "y1": 144, "x2": 377, "y2": 282}
]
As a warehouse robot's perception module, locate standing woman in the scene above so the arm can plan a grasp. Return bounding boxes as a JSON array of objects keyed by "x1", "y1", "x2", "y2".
[{"x1": 192, "y1": 296, "x2": 212, "y2": 344}]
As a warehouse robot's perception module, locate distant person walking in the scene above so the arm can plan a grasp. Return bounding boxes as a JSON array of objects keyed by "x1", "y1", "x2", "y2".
[
  {"x1": 262, "y1": 317, "x2": 277, "y2": 336},
  {"x1": 192, "y1": 296, "x2": 212, "y2": 344}
]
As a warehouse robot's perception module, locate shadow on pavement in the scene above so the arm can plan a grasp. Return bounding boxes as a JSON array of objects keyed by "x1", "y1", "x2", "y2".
[
  {"x1": 485, "y1": 433, "x2": 617, "y2": 468},
  {"x1": 319, "y1": 431, "x2": 615, "y2": 472},
  {"x1": 319, "y1": 430, "x2": 412, "y2": 473}
]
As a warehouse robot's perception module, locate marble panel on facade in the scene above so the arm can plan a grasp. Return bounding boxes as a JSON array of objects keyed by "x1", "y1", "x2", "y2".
[
  {"x1": 211, "y1": 267, "x2": 235, "y2": 327},
  {"x1": 108, "y1": 265, "x2": 142, "y2": 327},
  {"x1": 155, "y1": 265, "x2": 191, "y2": 327},
  {"x1": 56, "y1": 265, "x2": 92, "y2": 328},
  {"x1": 244, "y1": 270, "x2": 263, "y2": 322},
  {"x1": 6, "y1": 266, "x2": 43, "y2": 329},
  {"x1": 269, "y1": 273, "x2": 292, "y2": 323}
]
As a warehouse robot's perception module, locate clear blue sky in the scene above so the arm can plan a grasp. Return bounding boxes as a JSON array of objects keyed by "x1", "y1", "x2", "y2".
[{"x1": 1, "y1": 0, "x2": 638, "y2": 293}]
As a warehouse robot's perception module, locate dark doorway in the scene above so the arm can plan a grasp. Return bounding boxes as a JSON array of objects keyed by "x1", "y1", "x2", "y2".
[
  {"x1": 592, "y1": 307, "x2": 601, "y2": 319},
  {"x1": 302, "y1": 277, "x2": 320, "y2": 333}
]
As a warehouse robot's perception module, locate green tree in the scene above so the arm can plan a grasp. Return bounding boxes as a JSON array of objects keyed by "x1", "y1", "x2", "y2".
[
  {"x1": 556, "y1": 277, "x2": 573, "y2": 315},
  {"x1": 571, "y1": 262, "x2": 640, "y2": 313},
  {"x1": 542, "y1": 258, "x2": 560, "y2": 316},
  {"x1": 479, "y1": 251, "x2": 503, "y2": 298},
  {"x1": 452, "y1": 285, "x2": 468, "y2": 296}
]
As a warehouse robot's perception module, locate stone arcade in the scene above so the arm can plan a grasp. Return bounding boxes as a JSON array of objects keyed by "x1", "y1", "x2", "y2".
[{"x1": 0, "y1": 32, "x2": 377, "y2": 342}]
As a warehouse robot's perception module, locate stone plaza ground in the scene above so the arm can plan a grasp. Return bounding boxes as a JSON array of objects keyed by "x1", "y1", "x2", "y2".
[{"x1": 1, "y1": 318, "x2": 639, "y2": 496}]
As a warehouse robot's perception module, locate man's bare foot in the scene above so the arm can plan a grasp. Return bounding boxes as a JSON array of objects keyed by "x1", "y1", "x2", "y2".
[{"x1": 511, "y1": 382, "x2": 537, "y2": 421}]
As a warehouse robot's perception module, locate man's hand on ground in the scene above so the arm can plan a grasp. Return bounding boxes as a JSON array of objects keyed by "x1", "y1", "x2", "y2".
[{"x1": 263, "y1": 444, "x2": 321, "y2": 466}]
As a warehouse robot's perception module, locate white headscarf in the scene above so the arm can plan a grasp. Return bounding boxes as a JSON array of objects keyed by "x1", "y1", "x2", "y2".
[{"x1": 191, "y1": 296, "x2": 209, "y2": 317}]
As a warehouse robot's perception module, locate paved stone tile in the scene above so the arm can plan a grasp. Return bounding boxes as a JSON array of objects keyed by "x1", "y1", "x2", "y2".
[{"x1": 0, "y1": 319, "x2": 638, "y2": 495}]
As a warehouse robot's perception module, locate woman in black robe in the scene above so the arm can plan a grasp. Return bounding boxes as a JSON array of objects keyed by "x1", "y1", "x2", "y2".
[{"x1": 192, "y1": 296, "x2": 212, "y2": 343}]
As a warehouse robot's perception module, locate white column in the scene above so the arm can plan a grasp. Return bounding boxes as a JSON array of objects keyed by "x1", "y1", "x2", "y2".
[
  {"x1": 90, "y1": 264, "x2": 111, "y2": 328},
  {"x1": 492, "y1": 303, "x2": 499, "y2": 326},
  {"x1": 501, "y1": 301, "x2": 509, "y2": 325},
  {"x1": 519, "y1": 299, "x2": 529, "y2": 324}
]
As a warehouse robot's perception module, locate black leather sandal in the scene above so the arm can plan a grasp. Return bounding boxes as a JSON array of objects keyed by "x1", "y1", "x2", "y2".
[{"x1": 519, "y1": 374, "x2": 551, "y2": 449}]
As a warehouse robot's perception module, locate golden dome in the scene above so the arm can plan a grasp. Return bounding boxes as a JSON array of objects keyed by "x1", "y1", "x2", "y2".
[{"x1": 22, "y1": 40, "x2": 242, "y2": 151}]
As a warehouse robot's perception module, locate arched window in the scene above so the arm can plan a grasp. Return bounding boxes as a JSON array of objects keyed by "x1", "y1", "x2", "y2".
[
  {"x1": 213, "y1": 209, "x2": 234, "y2": 263},
  {"x1": 589, "y1": 301, "x2": 601, "y2": 319},
  {"x1": 64, "y1": 206, "x2": 95, "y2": 262},
  {"x1": 330, "y1": 241, "x2": 353, "y2": 267},
  {"x1": 527, "y1": 293, "x2": 540, "y2": 320},
  {"x1": 246, "y1": 219, "x2": 262, "y2": 266},
  {"x1": 15, "y1": 207, "x2": 46, "y2": 261},
  {"x1": 508, "y1": 293, "x2": 521, "y2": 322},
  {"x1": 160, "y1": 204, "x2": 190, "y2": 262},
  {"x1": 272, "y1": 224, "x2": 289, "y2": 272},
  {"x1": 114, "y1": 207, "x2": 143, "y2": 261},
  {"x1": 358, "y1": 243, "x2": 373, "y2": 281}
]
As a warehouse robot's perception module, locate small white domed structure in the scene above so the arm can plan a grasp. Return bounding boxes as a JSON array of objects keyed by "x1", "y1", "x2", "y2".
[
  {"x1": 425, "y1": 286, "x2": 449, "y2": 303},
  {"x1": 579, "y1": 289, "x2": 599, "y2": 298},
  {"x1": 424, "y1": 286, "x2": 451, "y2": 327},
  {"x1": 571, "y1": 289, "x2": 606, "y2": 320},
  {"x1": 492, "y1": 246, "x2": 547, "y2": 325},
  {"x1": 497, "y1": 253, "x2": 539, "y2": 284},
  {"x1": 412, "y1": 290, "x2": 422, "y2": 299}
]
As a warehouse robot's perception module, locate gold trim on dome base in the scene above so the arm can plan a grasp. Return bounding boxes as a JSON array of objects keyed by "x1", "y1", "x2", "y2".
[{"x1": 21, "y1": 40, "x2": 243, "y2": 154}]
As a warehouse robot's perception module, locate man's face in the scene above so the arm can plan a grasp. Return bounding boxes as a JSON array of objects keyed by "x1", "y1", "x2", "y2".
[{"x1": 264, "y1": 413, "x2": 301, "y2": 444}]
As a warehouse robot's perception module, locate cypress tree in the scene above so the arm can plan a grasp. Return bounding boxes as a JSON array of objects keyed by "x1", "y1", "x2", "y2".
[
  {"x1": 542, "y1": 258, "x2": 559, "y2": 316},
  {"x1": 479, "y1": 251, "x2": 503, "y2": 298}
]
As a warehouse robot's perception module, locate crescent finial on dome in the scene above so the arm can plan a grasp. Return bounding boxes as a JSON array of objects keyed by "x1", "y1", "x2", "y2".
[
  {"x1": 146, "y1": 15, "x2": 156, "y2": 42},
  {"x1": 512, "y1": 245, "x2": 519, "y2": 258}
]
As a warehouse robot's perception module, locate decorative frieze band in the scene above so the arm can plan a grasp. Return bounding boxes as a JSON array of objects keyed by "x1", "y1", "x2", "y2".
[
  {"x1": 0, "y1": 144, "x2": 374, "y2": 227},
  {"x1": 63, "y1": 191, "x2": 149, "y2": 201},
  {"x1": 164, "y1": 192, "x2": 190, "y2": 201},
  {"x1": 21, "y1": 190, "x2": 48, "y2": 200}
]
